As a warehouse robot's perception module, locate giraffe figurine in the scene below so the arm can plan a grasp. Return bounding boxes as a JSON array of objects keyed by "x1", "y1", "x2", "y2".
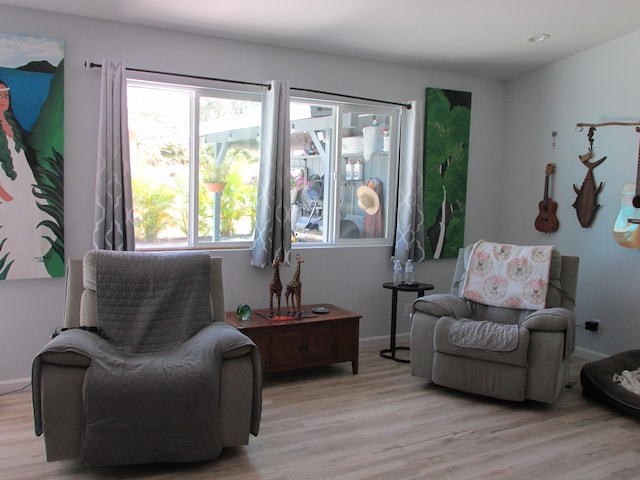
[
  {"x1": 269, "y1": 256, "x2": 283, "y2": 316},
  {"x1": 285, "y1": 254, "x2": 304, "y2": 316}
]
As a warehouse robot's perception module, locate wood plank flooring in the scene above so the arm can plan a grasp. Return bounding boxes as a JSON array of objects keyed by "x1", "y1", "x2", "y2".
[{"x1": 1, "y1": 346, "x2": 639, "y2": 479}]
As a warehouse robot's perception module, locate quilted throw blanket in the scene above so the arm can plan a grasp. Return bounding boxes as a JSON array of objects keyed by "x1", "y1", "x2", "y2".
[
  {"x1": 462, "y1": 240, "x2": 555, "y2": 310},
  {"x1": 82, "y1": 251, "x2": 219, "y2": 465},
  {"x1": 95, "y1": 251, "x2": 213, "y2": 353},
  {"x1": 448, "y1": 319, "x2": 519, "y2": 351}
]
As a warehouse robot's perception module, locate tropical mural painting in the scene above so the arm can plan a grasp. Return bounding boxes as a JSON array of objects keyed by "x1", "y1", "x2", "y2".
[
  {"x1": 0, "y1": 33, "x2": 64, "y2": 280},
  {"x1": 423, "y1": 88, "x2": 471, "y2": 260}
]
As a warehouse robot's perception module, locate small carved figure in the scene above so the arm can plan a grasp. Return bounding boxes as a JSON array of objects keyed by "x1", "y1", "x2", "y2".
[
  {"x1": 269, "y1": 256, "x2": 283, "y2": 315},
  {"x1": 285, "y1": 254, "x2": 304, "y2": 315}
]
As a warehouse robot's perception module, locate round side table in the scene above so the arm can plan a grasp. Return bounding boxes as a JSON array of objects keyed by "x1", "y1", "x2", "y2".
[{"x1": 381, "y1": 282, "x2": 434, "y2": 363}]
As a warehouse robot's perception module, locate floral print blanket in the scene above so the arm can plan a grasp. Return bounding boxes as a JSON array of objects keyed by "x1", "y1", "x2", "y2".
[{"x1": 462, "y1": 240, "x2": 554, "y2": 311}]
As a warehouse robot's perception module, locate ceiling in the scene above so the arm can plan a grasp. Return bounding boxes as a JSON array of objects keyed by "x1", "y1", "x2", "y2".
[{"x1": 4, "y1": 0, "x2": 640, "y2": 80}]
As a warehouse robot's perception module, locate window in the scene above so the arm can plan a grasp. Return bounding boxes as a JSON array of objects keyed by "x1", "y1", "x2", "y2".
[
  {"x1": 128, "y1": 80, "x2": 400, "y2": 250},
  {"x1": 290, "y1": 99, "x2": 400, "y2": 244},
  {"x1": 128, "y1": 80, "x2": 262, "y2": 249}
]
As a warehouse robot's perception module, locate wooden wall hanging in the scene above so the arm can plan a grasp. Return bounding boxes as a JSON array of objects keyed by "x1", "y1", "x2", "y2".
[{"x1": 572, "y1": 127, "x2": 606, "y2": 228}]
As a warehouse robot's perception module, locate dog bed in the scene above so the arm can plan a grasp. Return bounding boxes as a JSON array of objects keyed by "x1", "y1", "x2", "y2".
[{"x1": 580, "y1": 349, "x2": 640, "y2": 419}]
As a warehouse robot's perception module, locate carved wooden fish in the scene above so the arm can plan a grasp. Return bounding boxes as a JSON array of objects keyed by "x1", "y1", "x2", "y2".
[{"x1": 572, "y1": 152, "x2": 606, "y2": 228}]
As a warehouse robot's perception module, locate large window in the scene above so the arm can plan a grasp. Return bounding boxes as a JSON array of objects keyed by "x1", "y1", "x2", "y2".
[
  {"x1": 128, "y1": 80, "x2": 262, "y2": 249},
  {"x1": 128, "y1": 80, "x2": 400, "y2": 250}
]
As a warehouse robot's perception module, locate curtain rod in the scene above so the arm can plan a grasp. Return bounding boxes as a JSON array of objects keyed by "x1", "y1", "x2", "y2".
[
  {"x1": 84, "y1": 61, "x2": 267, "y2": 88},
  {"x1": 85, "y1": 61, "x2": 410, "y2": 109},
  {"x1": 291, "y1": 86, "x2": 410, "y2": 109}
]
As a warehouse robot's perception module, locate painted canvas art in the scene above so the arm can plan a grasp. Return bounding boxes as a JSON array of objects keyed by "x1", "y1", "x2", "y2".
[
  {"x1": 423, "y1": 88, "x2": 472, "y2": 260},
  {"x1": 0, "y1": 33, "x2": 64, "y2": 280}
]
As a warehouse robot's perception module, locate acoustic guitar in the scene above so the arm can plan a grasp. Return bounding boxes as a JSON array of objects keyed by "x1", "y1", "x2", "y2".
[
  {"x1": 535, "y1": 163, "x2": 559, "y2": 233},
  {"x1": 613, "y1": 127, "x2": 640, "y2": 249}
]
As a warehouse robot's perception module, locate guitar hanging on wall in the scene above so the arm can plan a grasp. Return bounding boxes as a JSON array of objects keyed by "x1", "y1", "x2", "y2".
[
  {"x1": 613, "y1": 127, "x2": 640, "y2": 249},
  {"x1": 535, "y1": 163, "x2": 560, "y2": 233}
]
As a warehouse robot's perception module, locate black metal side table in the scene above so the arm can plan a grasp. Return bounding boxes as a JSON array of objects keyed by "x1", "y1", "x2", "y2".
[{"x1": 381, "y1": 281, "x2": 434, "y2": 363}]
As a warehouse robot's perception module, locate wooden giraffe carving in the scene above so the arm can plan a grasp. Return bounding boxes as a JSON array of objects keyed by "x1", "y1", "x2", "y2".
[
  {"x1": 269, "y1": 256, "x2": 283, "y2": 315},
  {"x1": 285, "y1": 254, "x2": 304, "y2": 315}
]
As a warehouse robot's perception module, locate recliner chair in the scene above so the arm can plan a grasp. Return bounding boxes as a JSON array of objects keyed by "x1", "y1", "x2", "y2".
[
  {"x1": 32, "y1": 251, "x2": 262, "y2": 465},
  {"x1": 410, "y1": 241, "x2": 579, "y2": 404}
]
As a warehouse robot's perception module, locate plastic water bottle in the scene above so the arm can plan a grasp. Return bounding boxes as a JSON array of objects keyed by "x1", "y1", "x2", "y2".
[
  {"x1": 404, "y1": 259, "x2": 414, "y2": 285},
  {"x1": 353, "y1": 159, "x2": 362, "y2": 180},
  {"x1": 392, "y1": 259, "x2": 403, "y2": 285}
]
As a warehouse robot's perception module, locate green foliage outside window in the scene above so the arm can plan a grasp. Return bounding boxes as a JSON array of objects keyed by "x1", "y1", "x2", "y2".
[
  {"x1": 132, "y1": 143, "x2": 258, "y2": 244},
  {"x1": 217, "y1": 148, "x2": 258, "y2": 238},
  {"x1": 132, "y1": 178, "x2": 178, "y2": 242}
]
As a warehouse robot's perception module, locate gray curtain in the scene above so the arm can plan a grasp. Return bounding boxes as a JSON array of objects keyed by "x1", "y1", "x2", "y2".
[
  {"x1": 251, "y1": 80, "x2": 291, "y2": 267},
  {"x1": 394, "y1": 100, "x2": 425, "y2": 263},
  {"x1": 92, "y1": 59, "x2": 135, "y2": 251}
]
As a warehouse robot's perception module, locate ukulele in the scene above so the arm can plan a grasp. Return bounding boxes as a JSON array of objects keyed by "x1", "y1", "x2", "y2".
[
  {"x1": 535, "y1": 163, "x2": 560, "y2": 233},
  {"x1": 613, "y1": 127, "x2": 640, "y2": 249}
]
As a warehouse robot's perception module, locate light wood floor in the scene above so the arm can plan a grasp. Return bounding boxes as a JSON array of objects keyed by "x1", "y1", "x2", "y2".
[{"x1": 2, "y1": 346, "x2": 639, "y2": 480}]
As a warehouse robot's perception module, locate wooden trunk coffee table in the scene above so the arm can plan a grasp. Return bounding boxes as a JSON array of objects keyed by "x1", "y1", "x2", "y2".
[{"x1": 226, "y1": 303, "x2": 361, "y2": 375}]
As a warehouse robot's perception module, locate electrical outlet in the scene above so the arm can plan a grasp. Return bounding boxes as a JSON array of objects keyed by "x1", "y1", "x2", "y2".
[
  {"x1": 404, "y1": 302, "x2": 413, "y2": 318},
  {"x1": 585, "y1": 319, "x2": 600, "y2": 332}
]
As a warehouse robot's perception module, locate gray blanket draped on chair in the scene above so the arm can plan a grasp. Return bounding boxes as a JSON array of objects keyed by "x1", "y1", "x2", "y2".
[{"x1": 32, "y1": 251, "x2": 261, "y2": 466}]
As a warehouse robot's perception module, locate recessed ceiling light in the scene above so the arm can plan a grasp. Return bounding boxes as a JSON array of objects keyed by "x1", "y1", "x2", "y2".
[{"x1": 524, "y1": 33, "x2": 551, "y2": 43}]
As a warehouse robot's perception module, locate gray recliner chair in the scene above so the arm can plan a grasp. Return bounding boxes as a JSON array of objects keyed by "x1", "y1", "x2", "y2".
[
  {"x1": 32, "y1": 251, "x2": 262, "y2": 465},
  {"x1": 410, "y1": 242, "x2": 579, "y2": 404}
]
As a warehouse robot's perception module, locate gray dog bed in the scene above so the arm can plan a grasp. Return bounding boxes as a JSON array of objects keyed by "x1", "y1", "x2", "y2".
[{"x1": 580, "y1": 350, "x2": 640, "y2": 419}]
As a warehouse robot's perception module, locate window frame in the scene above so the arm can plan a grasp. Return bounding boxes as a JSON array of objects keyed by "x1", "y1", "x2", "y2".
[
  {"x1": 289, "y1": 94, "x2": 401, "y2": 248},
  {"x1": 127, "y1": 77, "x2": 263, "y2": 251},
  {"x1": 193, "y1": 87, "x2": 263, "y2": 246}
]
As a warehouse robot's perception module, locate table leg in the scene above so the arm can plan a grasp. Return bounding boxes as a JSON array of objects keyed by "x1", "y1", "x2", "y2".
[{"x1": 380, "y1": 287, "x2": 410, "y2": 363}]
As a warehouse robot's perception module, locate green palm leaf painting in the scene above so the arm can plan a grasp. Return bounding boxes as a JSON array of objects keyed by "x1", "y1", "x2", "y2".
[{"x1": 423, "y1": 88, "x2": 471, "y2": 259}]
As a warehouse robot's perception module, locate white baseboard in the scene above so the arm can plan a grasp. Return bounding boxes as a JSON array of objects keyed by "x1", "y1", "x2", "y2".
[
  {"x1": 0, "y1": 377, "x2": 31, "y2": 395},
  {"x1": 359, "y1": 333, "x2": 410, "y2": 348},
  {"x1": 574, "y1": 346, "x2": 608, "y2": 362}
]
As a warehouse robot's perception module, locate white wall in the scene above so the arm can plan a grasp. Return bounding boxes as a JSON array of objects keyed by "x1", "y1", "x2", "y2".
[
  {"x1": 503, "y1": 30, "x2": 640, "y2": 359},
  {"x1": 0, "y1": 5, "x2": 506, "y2": 388}
]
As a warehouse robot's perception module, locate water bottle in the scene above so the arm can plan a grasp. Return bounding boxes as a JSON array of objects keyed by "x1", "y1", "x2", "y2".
[
  {"x1": 404, "y1": 259, "x2": 414, "y2": 285},
  {"x1": 353, "y1": 159, "x2": 362, "y2": 180},
  {"x1": 392, "y1": 259, "x2": 403, "y2": 285},
  {"x1": 345, "y1": 159, "x2": 353, "y2": 180}
]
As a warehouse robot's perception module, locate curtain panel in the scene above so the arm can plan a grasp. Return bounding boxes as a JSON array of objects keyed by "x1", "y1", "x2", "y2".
[
  {"x1": 92, "y1": 59, "x2": 135, "y2": 251},
  {"x1": 394, "y1": 100, "x2": 425, "y2": 263},
  {"x1": 251, "y1": 80, "x2": 291, "y2": 267}
]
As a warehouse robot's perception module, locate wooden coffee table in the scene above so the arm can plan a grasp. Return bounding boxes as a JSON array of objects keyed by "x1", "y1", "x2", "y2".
[{"x1": 226, "y1": 303, "x2": 361, "y2": 375}]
